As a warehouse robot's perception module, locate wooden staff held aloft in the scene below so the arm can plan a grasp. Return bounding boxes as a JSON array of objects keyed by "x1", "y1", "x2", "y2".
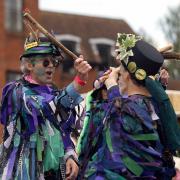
[
  {"x1": 158, "y1": 44, "x2": 180, "y2": 60},
  {"x1": 23, "y1": 11, "x2": 78, "y2": 60},
  {"x1": 161, "y1": 52, "x2": 180, "y2": 60},
  {"x1": 23, "y1": 11, "x2": 180, "y2": 61}
]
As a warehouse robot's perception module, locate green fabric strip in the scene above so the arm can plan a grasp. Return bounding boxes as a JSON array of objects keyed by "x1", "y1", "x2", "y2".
[
  {"x1": 30, "y1": 133, "x2": 37, "y2": 142},
  {"x1": 131, "y1": 133, "x2": 158, "y2": 141},
  {"x1": 104, "y1": 169, "x2": 126, "y2": 180},
  {"x1": 24, "y1": 49, "x2": 52, "y2": 55},
  {"x1": 105, "y1": 126, "x2": 113, "y2": 153},
  {"x1": 13, "y1": 118, "x2": 21, "y2": 147},
  {"x1": 145, "y1": 78, "x2": 180, "y2": 151},
  {"x1": 22, "y1": 155, "x2": 30, "y2": 180},
  {"x1": 140, "y1": 152, "x2": 154, "y2": 162},
  {"x1": 92, "y1": 137, "x2": 98, "y2": 146},
  {"x1": 36, "y1": 134, "x2": 43, "y2": 161},
  {"x1": 122, "y1": 156, "x2": 143, "y2": 176},
  {"x1": 37, "y1": 43, "x2": 52, "y2": 47},
  {"x1": 85, "y1": 167, "x2": 96, "y2": 178},
  {"x1": 76, "y1": 91, "x2": 93, "y2": 154}
]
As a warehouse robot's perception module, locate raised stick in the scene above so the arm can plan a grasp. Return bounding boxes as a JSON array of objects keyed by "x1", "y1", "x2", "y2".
[{"x1": 23, "y1": 11, "x2": 78, "y2": 60}]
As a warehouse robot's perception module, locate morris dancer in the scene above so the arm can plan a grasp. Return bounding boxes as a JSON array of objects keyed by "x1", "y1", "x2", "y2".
[
  {"x1": 77, "y1": 33, "x2": 180, "y2": 179},
  {"x1": 0, "y1": 34, "x2": 91, "y2": 180}
]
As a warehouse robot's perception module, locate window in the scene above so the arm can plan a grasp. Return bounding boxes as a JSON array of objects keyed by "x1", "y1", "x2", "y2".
[
  {"x1": 4, "y1": 0, "x2": 23, "y2": 32},
  {"x1": 96, "y1": 44, "x2": 115, "y2": 70},
  {"x1": 60, "y1": 40, "x2": 76, "y2": 74},
  {"x1": 89, "y1": 38, "x2": 115, "y2": 70},
  {"x1": 6, "y1": 71, "x2": 22, "y2": 82},
  {"x1": 56, "y1": 34, "x2": 81, "y2": 75}
]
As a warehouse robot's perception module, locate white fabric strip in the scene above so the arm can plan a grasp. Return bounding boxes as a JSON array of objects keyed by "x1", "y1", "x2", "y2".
[{"x1": 49, "y1": 100, "x2": 61, "y2": 122}]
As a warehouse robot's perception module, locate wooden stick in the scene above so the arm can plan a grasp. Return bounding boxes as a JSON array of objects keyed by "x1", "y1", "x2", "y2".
[
  {"x1": 23, "y1": 11, "x2": 180, "y2": 62},
  {"x1": 158, "y1": 44, "x2": 173, "y2": 53},
  {"x1": 161, "y1": 52, "x2": 180, "y2": 60},
  {"x1": 23, "y1": 12, "x2": 78, "y2": 60},
  {"x1": 158, "y1": 44, "x2": 180, "y2": 60}
]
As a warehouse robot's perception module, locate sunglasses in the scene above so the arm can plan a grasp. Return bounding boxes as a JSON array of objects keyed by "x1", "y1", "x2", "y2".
[
  {"x1": 32, "y1": 56, "x2": 60, "y2": 68},
  {"x1": 42, "y1": 58, "x2": 60, "y2": 68}
]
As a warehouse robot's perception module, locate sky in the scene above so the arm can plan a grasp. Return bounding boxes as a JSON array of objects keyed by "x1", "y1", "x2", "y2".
[{"x1": 39, "y1": 0, "x2": 179, "y2": 48}]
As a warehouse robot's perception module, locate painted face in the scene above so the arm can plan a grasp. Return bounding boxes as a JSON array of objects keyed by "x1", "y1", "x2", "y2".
[
  {"x1": 118, "y1": 64, "x2": 129, "y2": 95},
  {"x1": 30, "y1": 55, "x2": 60, "y2": 85}
]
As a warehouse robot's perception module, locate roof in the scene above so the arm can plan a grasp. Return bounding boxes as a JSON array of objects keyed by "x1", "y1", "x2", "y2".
[{"x1": 39, "y1": 11, "x2": 134, "y2": 61}]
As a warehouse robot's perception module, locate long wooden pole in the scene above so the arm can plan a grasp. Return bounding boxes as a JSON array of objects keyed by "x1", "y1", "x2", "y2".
[
  {"x1": 161, "y1": 52, "x2": 180, "y2": 60},
  {"x1": 159, "y1": 45, "x2": 180, "y2": 60},
  {"x1": 23, "y1": 12, "x2": 78, "y2": 60},
  {"x1": 23, "y1": 12, "x2": 180, "y2": 61},
  {"x1": 158, "y1": 44, "x2": 173, "y2": 53}
]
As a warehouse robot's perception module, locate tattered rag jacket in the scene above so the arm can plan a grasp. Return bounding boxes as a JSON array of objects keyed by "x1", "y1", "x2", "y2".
[
  {"x1": 0, "y1": 78, "x2": 82, "y2": 180},
  {"x1": 77, "y1": 85, "x2": 179, "y2": 179}
]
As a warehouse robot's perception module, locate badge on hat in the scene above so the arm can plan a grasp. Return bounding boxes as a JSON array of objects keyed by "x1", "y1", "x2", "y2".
[
  {"x1": 135, "y1": 69, "x2": 147, "y2": 80},
  {"x1": 25, "y1": 41, "x2": 38, "y2": 50},
  {"x1": 127, "y1": 62, "x2": 137, "y2": 73}
]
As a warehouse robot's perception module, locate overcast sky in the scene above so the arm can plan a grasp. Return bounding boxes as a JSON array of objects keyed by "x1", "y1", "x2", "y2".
[{"x1": 39, "y1": 0, "x2": 179, "y2": 47}]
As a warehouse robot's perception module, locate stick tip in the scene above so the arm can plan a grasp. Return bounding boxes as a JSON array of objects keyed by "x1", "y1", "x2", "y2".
[
  {"x1": 158, "y1": 43, "x2": 173, "y2": 53},
  {"x1": 23, "y1": 8, "x2": 31, "y2": 16}
]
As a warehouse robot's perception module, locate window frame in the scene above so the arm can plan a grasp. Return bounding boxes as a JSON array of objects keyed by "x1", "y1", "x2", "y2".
[
  {"x1": 6, "y1": 70, "x2": 22, "y2": 82},
  {"x1": 55, "y1": 34, "x2": 82, "y2": 75},
  {"x1": 89, "y1": 38, "x2": 115, "y2": 69},
  {"x1": 4, "y1": 0, "x2": 23, "y2": 33}
]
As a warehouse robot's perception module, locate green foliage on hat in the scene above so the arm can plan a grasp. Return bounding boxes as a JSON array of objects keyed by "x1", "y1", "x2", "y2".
[{"x1": 116, "y1": 33, "x2": 142, "y2": 64}]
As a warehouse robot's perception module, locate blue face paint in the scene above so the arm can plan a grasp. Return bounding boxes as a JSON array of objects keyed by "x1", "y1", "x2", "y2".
[
  {"x1": 30, "y1": 60, "x2": 54, "y2": 85},
  {"x1": 35, "y1": 68, "x2": 46, "y2": 77}
]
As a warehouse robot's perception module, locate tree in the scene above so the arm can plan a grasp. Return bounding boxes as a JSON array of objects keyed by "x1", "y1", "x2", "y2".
[{"x1": 159, "y1": 4, "x2": 180, "y2": 79}]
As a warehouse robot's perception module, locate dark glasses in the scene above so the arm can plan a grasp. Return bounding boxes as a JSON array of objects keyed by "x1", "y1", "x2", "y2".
[
  {"x1": 32, "y1": 56, "x2": 60, "y2": 68},
  {"x1": 42, "y1": 58, "x2": 60, "y2": 68}
]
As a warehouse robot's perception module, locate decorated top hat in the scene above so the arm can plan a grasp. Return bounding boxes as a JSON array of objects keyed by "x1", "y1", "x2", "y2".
[
  {"x1": 20, "y1": 33, "x2": 61, "y2": 60},
  {"x1": 116, "y1": 33, "x2": 164, "y2": 81}
]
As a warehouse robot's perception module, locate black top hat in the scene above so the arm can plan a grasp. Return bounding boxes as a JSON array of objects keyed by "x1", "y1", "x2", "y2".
[{"x1": 116, "y1": 33, "x2": 164, "y2": 81}]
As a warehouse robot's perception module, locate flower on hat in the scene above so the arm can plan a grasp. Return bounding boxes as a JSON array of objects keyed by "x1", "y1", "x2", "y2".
[{"x1": 116, "y1": 33, "x2": 142, "y2": 65}]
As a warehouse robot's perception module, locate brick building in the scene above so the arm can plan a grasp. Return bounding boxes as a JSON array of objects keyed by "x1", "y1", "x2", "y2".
[
  {"x1": 0, "y1": 0, "x2": 135, "y2": 96},
  {"x1": 0, "y1": 0, "x2": 180, "y2": 93},
  {"x1": 0, "y1": 0, "x2": 179, "y2": 140},
  {"x1": 0, "y1": 0, "x2": 135, "y2": 140}
]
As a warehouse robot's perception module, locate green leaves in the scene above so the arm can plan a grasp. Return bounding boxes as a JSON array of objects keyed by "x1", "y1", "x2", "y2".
[{"x1": 116, "y1": 33, "x2": 142, "y2": 64}]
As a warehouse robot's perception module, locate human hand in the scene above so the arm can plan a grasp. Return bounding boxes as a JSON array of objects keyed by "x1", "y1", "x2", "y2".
[
  {"x1": 104, "y1": 67, "x2": 120, "y2": 89},
  {"x1": 66, "y1": 158, "x2": 79, "y2": 180},
  {"x1": 74, "y1": 55, "x2": 92, "y2": 82},
  {"x1": 159, "y1": 68, "x2": 169, "y2": 87},
  {"x1": 93, "y1": 69, "x2": 112, "y2": 89}
]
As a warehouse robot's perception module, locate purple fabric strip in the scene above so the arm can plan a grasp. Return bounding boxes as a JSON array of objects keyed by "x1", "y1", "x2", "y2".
[
  {"x1": 1, "y1": 107, "x2": 7, "y2": 125},
  {"x1": 1, "y1": 82, "x2": 14, "y2": 98},
  {"x1": 139, "y1": 162, "x2": 162, "y2": 167},
  {"x1": 31, "y1": 46, "x2": 50, "y2": 51},
  {"x1": 107, "y1": 85, "x2": 121, "y2": 101},
  {"x1": 32, "y1": 107, "x2": 38, "y2": 128},
  {"x1": 117, "y1": 118, "x2": 161, "y2": 157},
  {"x1": 1, "y1": 90, "x2": 13, "y2": 125},
  {"x1": 7, "y1": 91, "x2": 13, "y2": 117},
  {"x1": 1, "y1": 82, "x2": 21, "y2": 125},
  {"x1": 6, "y1": 147, "x2": 18, "y2": 178},
  {"x1": 41, "y1": 93, "x2": 54, "y2": 102}
]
